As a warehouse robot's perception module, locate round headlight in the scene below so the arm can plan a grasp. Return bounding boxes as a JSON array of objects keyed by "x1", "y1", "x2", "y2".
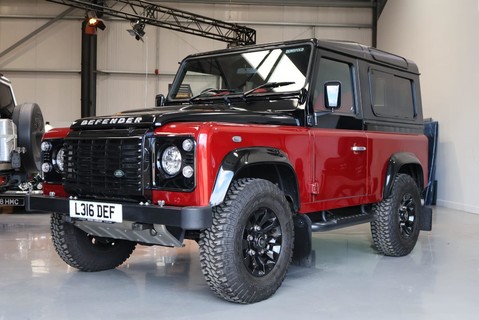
[
  {"x1": 54, "y1": 147, "x2": 66, "y2": 172},
  {"x1": 160, "y1": 145, "x2": 182, "y2": 176},
  {"x1": 41, "y1": 141, "x2": 52, "y2": 152},
  {"x1": 182, "y1": 165, "x2": 194, "y2": 178},
  {"x1": 182, "y1": 139, "x2": 194, "y2": 152},
  {"x1": 41, "y1": 162, "x2": 52, "y2": 173}
]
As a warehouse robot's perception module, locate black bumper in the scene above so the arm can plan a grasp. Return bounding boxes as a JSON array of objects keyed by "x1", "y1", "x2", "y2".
[
  {"x1": 25, "y1": 194, "x2": 212, "y2": 230},
  {"x1": 0, "y1": 190, "x2": 43, "y2": 206}
]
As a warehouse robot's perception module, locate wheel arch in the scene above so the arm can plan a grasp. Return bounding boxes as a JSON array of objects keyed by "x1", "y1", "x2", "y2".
[
  {"x1": 383, "y1": 152, "x2": 425, "y2": 199},
  {"x1": 209, "y1": 147, "x2": 300, "y2": 212}
]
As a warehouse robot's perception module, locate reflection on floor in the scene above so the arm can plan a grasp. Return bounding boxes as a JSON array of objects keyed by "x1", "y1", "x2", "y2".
[{"x1": 1, "y1": 206, "x2": 479, "y2": 319}]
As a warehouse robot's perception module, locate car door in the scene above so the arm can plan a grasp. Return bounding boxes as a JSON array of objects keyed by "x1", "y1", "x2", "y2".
[{"x1": 310, "y1": 54, "x2": 368, "y2": 207}]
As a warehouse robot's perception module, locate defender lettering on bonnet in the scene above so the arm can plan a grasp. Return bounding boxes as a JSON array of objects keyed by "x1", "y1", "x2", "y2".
[
  {"x1": 80, "y1": 117, "x2": 142, "y2": 126},
  {"x1": 29, "y1": 39, "x2": 432, "y2": 305}
]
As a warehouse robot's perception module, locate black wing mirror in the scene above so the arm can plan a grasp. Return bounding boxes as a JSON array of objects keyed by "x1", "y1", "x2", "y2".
[{"x1": 155, "y1": 94, "x2": 165, "y2": 107}]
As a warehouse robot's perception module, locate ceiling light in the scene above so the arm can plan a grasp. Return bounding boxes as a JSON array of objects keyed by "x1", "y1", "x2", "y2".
[
  {"x1": 127, "y1": 20, "x2": 146, "y2": 42},
  {"x1": 85, "y1": 11, "x2": 106, "y2": 34}
]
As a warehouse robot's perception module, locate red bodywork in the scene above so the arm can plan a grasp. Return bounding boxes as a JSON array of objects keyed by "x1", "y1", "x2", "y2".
[{"x1": 43, "y1": 123, "x2": 428, "y2": 215}]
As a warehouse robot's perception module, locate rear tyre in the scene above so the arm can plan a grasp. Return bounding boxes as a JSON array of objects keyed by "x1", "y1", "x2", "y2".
[
  {"x1": 12, "y1": 103, "x2": 45, "y2": 173},
  {"x1": 199, "y1": 178, "x2": 294, "y2": 304},
  {"x1": 50, "y1": 213, "x2": 136, "y2": 271},
  {"x1": 371, "y1": 174, "x2": 421, "y2": 256}
]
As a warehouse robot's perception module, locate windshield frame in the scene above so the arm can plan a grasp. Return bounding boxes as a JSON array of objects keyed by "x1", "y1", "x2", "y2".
[{"x1": 167, "y1": 40, "x2": 315, "y2": 105}]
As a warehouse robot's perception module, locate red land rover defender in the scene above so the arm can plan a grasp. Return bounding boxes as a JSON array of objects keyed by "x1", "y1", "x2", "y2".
[{"x1": 27, "y1": 39, "x2": 432, "y2": 303}]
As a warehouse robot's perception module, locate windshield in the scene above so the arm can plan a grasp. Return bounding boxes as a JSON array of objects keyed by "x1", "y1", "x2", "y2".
[{"x1": 169, "y1": 43, "x2": 312, "y2": 101}]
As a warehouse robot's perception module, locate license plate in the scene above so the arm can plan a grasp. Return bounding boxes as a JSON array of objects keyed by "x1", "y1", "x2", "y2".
[
  {"x1": 0, "y1": 197, "x2": 24, "y2": 206},
  {"x1": 69, "y1": 200, "x2": 123, "y2": 223}
]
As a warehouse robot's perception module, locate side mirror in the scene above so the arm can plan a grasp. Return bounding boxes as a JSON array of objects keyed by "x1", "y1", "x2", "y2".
[
  {"x1": 155, "y1": 94, "x2": 166, "y2": 107},
  {"x1": 298, "y1": 87, "x2": 308, "y2": 105},
  {"x1": 324, "y1": 81, "x2": 341, "y2": 109}
]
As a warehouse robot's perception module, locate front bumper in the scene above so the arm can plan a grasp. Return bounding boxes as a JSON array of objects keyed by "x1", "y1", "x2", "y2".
[{"x1": 25, "y1": 194, "x2": 212, "y2": 230}]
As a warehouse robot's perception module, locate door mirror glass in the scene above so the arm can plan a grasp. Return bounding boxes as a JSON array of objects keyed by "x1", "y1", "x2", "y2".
[{"x1": 325, "y1": 81, "x2": 341, "y2": 108}]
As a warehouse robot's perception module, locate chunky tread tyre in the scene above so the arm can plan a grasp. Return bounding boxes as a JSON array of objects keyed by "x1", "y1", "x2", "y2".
[
  {"x1": 12, "y1": 103, "x2": 45, "y2": 173},
  {"x1": 371, "y1": 174, "x2": 421, "y2": 257},
  {"x1": 199, "y1": 178, "x2": 294, "y2": 304},
  {"x1": 51, "y1": 213, "x2": 136, "y2": 271}
]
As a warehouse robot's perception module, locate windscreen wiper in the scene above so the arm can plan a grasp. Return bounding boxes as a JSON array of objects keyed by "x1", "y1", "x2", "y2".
[
  {"x1": 242, "y1": 81, "x2": 295, "y2": 98},
  {"x1": 189, "y1": 88, "x2": 234, "y2": 102}
]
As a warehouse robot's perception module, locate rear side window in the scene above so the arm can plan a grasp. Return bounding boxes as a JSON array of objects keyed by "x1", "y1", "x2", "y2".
[{"x1": 369, "y1": 69, "x2": 416, "y2": 119}]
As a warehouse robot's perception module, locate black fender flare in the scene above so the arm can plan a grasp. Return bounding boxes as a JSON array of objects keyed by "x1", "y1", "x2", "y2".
[
  {"x1": 383, "y1": 152, "x2": 424, "y2": 199},
  {"x1": 209, "y1": 147, "x2": 300, "y2": 211}
]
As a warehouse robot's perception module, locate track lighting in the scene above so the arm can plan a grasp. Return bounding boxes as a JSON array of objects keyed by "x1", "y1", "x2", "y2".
[
  {"x1": 84, "y1": 11, "x2": 106, "y2": 35},
  {"x1": 88, "y1": 16, "x2": 106, "y2": 30},
  {"x1": 127, "y1": 20, "x2": 146, "y2": 42}
]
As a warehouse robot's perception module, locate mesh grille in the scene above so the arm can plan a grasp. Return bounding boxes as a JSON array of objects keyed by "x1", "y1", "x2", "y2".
[{"x1": 63, "y1": 136, "x2": 144, "y2": 201}]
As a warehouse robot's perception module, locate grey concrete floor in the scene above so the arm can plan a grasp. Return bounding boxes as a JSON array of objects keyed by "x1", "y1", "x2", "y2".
[{"x1": 0, "y1": 206, "x2": 478, "y2": 320}]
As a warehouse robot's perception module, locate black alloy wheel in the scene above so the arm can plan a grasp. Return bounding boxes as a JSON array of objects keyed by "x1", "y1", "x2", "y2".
[
  {"x1": 398, "y1": 193, "x2": 417, "y2": 238},
  {"x1": 242, "y1": 207, "x2": 283, "y2": 277}
]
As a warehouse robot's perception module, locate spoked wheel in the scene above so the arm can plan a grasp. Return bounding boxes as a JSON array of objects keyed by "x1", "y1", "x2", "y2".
[
  {"x1": 242, "y1": 207, "x2": 283, "y2": 277},
  {"x1": 371, "y1": 174, "x2": 421, "y2": 257},
  {"x1": 398, "y1": 193, "x2": 417, "y2": 238},
  {"x1": 199, "y1": 178, "x2": 294, "y2": 304}
]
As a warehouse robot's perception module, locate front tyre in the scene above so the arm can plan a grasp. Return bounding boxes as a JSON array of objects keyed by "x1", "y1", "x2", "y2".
[
  {"x1": 50, "y1": 213, "x2": 136, "y2": 271},
  {"x1": 199, "y1": 178, "x2": 294, "y2": 304},
  {"x1": 371, "y1": 174, "x2": 421, "y2": 257}
]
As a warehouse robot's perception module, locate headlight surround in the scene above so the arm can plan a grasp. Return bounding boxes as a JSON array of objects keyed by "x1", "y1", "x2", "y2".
[
  {"x1": 41, "y1": 139, "x2": 65, "y2": 183},
  {"x1": 159, "y1": 145, "x2": 182, "y2": 176},
  {"x1": 153, "y1": 136, "x2": 196, "y2": 191}
]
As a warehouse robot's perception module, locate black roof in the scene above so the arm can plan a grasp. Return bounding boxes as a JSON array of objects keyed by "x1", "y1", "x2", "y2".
[
  {"x1": 314, "y1": 39, "x2": 418, "y2": 74},
  {"x1": 185, "y1": 38, "x2": 419, "y2": 75}
]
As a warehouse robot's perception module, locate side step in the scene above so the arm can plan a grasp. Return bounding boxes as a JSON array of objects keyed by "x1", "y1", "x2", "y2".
[{"x1": 311, "y1": 212, "x2": 375, "y2": 232}]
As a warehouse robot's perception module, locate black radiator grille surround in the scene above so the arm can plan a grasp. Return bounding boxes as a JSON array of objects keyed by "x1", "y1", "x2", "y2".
[{"x1": 63, "y1": 130, "x2": 147, "y2": 202}]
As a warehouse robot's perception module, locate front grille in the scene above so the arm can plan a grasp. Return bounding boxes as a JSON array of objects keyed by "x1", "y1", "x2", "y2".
[{"x1": 63, "y1": 132, "x2": 146, "y2": 201}]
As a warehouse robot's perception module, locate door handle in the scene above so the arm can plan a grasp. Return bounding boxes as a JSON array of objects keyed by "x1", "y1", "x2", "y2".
[{"x1": 351, "y1": 146, "x2": 367, "y2": 152}]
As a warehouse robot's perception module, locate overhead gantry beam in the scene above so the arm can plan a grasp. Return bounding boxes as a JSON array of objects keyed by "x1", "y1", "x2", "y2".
[{"x1": 46, "y1": 0, "x2": 256, "y2": 46}]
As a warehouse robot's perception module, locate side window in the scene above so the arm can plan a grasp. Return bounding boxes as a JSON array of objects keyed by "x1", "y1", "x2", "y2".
[
  {"x1": 313, "y1": 58, "x2": 355, "y2": 114},
  {"x1": 0, "y1": 83, "x2": 15, "y2": 118},
  {"x1": 370, "y1": 69, "x2": 416, "y2": 119}
]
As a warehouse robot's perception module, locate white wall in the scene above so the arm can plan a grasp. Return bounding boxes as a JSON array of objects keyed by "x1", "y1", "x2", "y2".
[
  {"x1": 1, "y1": 0, "x2": 371, "y2": 127},
  {"x1": 378, "y1": 0, "x2": 479, "y2": 214},
  {"x1": 5, "y1": 1, "x2": 474, "y2": 213}
]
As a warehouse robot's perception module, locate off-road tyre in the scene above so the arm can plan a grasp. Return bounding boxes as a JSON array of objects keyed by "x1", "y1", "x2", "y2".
[
  {"x1": 199, "y1": 178, "x2": 294, "y2": 304},
  {"x1": 371, "y1": 174, "x2": 421, "y2": 257},
  {"x1": 51, "y1": 213, "x2": 136, "y2": 271},
  {"x1": 12, "y1": 102, "x2": 45, "y2": 173}
]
